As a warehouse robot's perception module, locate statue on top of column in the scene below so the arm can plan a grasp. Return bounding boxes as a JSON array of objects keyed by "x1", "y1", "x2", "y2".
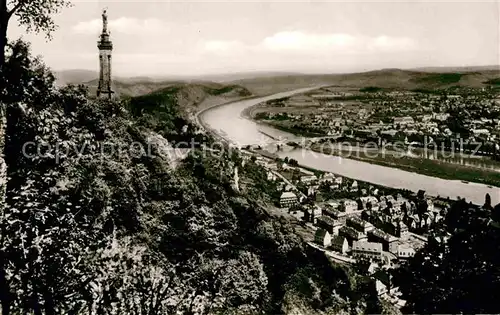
[{"x1": 102, "y1": 9, "x2": 108, "y2": 34}]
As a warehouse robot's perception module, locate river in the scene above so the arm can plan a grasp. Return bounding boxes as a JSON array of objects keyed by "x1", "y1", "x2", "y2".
[{"x1": 200, "y1": 88, "x2": 500, "y2": 205}]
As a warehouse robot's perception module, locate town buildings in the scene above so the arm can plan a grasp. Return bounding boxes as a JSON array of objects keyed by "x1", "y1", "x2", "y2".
[
  {"x1": 352, "y1": 241, "x2": 383, "y2": 262},
  {"x1": 254, "y1": 86, "x2": 500, "y2": 156},
  {"x1": 368, "y1": 229, "x2": 398, "y2": 251},
  {"x1": 315, "y1": 229, "x2": 332, "y2": 247},
  {"x1": 340, "y1": 199, "x2": 358, "y2": 213},
  {"x1": 331, "y1": 235, "x2": 349, "y2": 254},
  {"x1": 347, "y1": 215, "x2": 375, "y2": 234},
  {"x1": 396, "y1": 245, "x2": 416, "y2": 259},
  {"x1": 317, "y1": 216, "x2": 342, "y2": 234},
  {"x1": 249, "y1": 149, "x2": 445, "y2": 273},
  {"x1": 339, "y1": 226, "x2": 368, "y2": 245},
  {"x1": 280, "y1": 192, "x2": 298, "y2": 208}
]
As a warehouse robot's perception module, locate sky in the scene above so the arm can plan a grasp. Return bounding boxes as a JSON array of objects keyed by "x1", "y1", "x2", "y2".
[{"x1": 7, "y1": 0, "x2": 500, "y2": 77}]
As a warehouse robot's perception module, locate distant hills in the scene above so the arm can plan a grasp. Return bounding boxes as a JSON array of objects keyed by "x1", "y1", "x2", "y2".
[
  {"x1": 53, "y1": 70, "x2": 303, "y2": 87},
  {"x1": 54, "y1": 69, "x2": 99, "y2": 86},
  {"x1": 229, "y1": 68, "x2": 500, "y2": 95},
  {"x1": 55, "y1": 67, "x2": 500, "y2": 97},
  {"x1": 410, "y1": 65, "x2": 500, "y2": 73}
]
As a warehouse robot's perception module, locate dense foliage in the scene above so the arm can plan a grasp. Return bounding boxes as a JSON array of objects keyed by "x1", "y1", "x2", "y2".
[
  {"x1": 484, "y1": 78, "x2": 500, "y2": 85},
  {"x1": 0, "y1": 41, "x2": 380, "y2": 314},
  {"x1": 413, "y1": 73, "x2": 463, "y2": 85},
  {"x1": 126, "y1": 86, "x2": 208, "y2": 147},
  {"x1": 359, "y1": 86, "x2": 384, "y2": 93},
  {"x1": 393, "y1": 198, "x2": 500, "y2": 314}
]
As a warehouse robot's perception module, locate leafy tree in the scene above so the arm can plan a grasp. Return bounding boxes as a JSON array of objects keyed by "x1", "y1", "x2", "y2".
[
  {"x1": 484, "y1": 193, "x2": 493, "y2": 211},
  {"x1": 1, "y1": 0, "x2": 71, "y2": 66},
  {"x1": 394, "y1": 201, "x2": 500, "y2": 314},
  {"x1": 0, "y1": 39, "x2": 383, "y2": 315},
  {"x1": 288, "y1": 158, "x2": 298, "y2": 166}
]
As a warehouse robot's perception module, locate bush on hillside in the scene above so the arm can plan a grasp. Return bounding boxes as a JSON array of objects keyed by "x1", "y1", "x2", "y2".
[{"x1": 0, "y1": 40, "x2": 381, "y2": 314}]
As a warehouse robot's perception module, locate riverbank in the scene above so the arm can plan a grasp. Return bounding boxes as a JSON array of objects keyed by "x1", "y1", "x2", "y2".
[
  {"x1": 195, "y1": 89, "x2": 311, "y2": 137},
  {"x1": 197, "y1": 87, "x2": 499, "y2": 205},
  {"x1": 305, "y1": 144, "x2": 500, "y2": 188},
  {"x1": 260, "y1": 121, "x2": 325, "y2": 137},
  {"x1": 197, "y1": 98, "x2": 440, "y2": 203},
  {"x1": 239, "y1": 86, "x2": 327, "y2": 122},
  {"x1": 241, "y1": 97, "x2": 500, "y2": 187},
  {"x1": 195, "y1": 94, "x2": 261, "y2": 130},
  {"x1": 241, "y1": 99, "x2": 326, "y2": 138}
]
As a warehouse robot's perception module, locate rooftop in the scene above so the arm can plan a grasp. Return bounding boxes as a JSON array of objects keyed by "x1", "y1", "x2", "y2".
[
  {"x1": 353, "y1": 241, "x2": 383, "y2": 252},
  {"x1": 280, "y1": 192, "x2": 297, "y2": 199},
  {"x1": 332, "y1": 235, "x2": 347, "y2": 246},
  {"x1": 317, "y1": 215, "x2": 339, "y2": 226},
  {"x1": 347, "y1": 215, "x2": 365, "y2": 226},
  {"x1": 369, "y1": 228, "x2": 398, "y2": 242},
  {"x1": 314, "y1": 228, "x2": 330, "y2": 241},
  {"x1": 340, "y1": 226, "x2": 367, "y2": 239}
]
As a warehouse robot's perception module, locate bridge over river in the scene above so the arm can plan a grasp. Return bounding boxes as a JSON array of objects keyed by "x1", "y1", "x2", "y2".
[
  {"x1": 256, "y1": 130, "x2": 341, "y2": 146},
  {"x1": 199, "y1": 87, "x2": 500, "y2": 205}
]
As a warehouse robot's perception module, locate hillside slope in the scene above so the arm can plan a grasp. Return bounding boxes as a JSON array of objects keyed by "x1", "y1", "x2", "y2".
[
  {"x1": 126, "y1": 82, "x2": 252, "y2": 116},
  {"x1": 53, "y1": 69, "x2": 98, "y2": 85},
  {"x1": 54, "y1": 69, "x2": 305, "y2": 86},
  {"x1": 82, "y1": 79, "x2": 252, "y2": 107},
  {"x1": 58, "y1": 68, "x2": 500, "y2": 98},
  {"x1": 411, "y1": 65, "x2": 500, "y2": 73},
  {"x1": 231, "y1": 69, "x2": 500, "y2": 95},
  {"x1": 2, "y1": 42, "x2": 383, "y2": 314}
]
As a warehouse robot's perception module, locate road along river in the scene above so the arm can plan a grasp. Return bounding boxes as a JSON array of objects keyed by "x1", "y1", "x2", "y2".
[{"x1": 199, "y1": 88, "x2": 500, "y2": 205}]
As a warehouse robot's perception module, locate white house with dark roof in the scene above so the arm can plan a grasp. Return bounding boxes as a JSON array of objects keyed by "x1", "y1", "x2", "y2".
[
  {"x1": 347, "y1": 216, "x2": 371, "y2": 234},
  {"x1": 352, "y1": 241, "x2": 383, "y2": 262},
  {"x1": 314, "y1": 228, "x2": 332, "y2": 248},
  {"x1": 373, "y1": 269, "x2": 392, "y2": 296},
  {"x1": 331, "y1": 235, "x2": 349, "y2": 255},
  {"x1": 339, "y1": 226, "x2": 368, "y2": 245},
  {"x1": 350, "y1": 180, "x2": 359, "y2": 192},
  {"x1": 300, "y1": 174, "x2": 318, "y2": 184},
  {"x1": 397, "y1": 245, "x2": 415, "y2": 259},
  {"x1": 368, "y1": 228, "x2": 398, "y2": 251},
  {"x1": 280, "y1": 192, "x2": 298, "y2": 208},
  {"x1": 316, "y1": 216, "x2": 342, "y2": 235},
  {"x1": 341, "y1": 199, "x2": 358, "y2": 213}
]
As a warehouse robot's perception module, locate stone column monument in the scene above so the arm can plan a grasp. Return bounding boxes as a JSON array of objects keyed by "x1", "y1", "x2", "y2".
[{"x1": 97, "y1": 9, "x2": 114, "y2": 99}]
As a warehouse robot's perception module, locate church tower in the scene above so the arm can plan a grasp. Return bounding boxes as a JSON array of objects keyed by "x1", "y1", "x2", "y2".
[{"x1": 97, "y1": 9, "x2": 114, "y2": 99}]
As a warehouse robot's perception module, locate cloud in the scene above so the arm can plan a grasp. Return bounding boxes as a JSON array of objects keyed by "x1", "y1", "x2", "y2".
[
  {"x1": 203, "y1": 40, "x2": 247, "y2": 54},
  {"x1": 262, "y1": 31, "x2": 359, "y2": 51},
  {"x1": 72, "y1": 17, "x2": 168, "y2": 35},
  {"x1": 368, "y1": 35, "x2": 417, "y2": 51},
  {"x1": 72, "y1": 19, "x2": 101, "y2": 34},
  {"x1": 202, "y1": 31, "x2": 418, "y2": 55}
]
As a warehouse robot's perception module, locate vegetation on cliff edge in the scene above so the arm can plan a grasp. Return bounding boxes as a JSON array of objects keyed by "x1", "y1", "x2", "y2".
[{"x1": 0, "y1": 40, "x2": 381, "y2": 314}]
